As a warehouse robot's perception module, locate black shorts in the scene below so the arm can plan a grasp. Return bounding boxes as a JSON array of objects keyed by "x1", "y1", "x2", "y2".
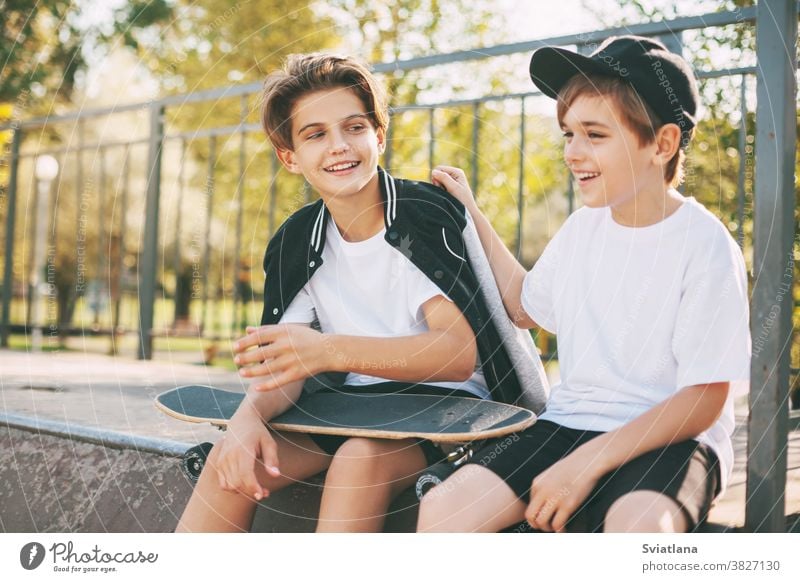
[
  {"x1": 471, "y1": 420, "x2": 720, "y2": 532},
  {"x1": 307, "y1": 381, "x2": 480, "y2": 467}
]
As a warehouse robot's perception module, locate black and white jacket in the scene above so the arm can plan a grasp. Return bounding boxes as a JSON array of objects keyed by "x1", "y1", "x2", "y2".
[{"x1": 260, "y1": 167, "x2": 548, "y2": 412}]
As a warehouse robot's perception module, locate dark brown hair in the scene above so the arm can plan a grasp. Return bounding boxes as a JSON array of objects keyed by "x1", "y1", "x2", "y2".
[
  {"x1": 260, "y1": 53, "x2": 389, "y2": 151},
  {"x1": 556, "y1": 73, "x2": 693, "y2": 187}
]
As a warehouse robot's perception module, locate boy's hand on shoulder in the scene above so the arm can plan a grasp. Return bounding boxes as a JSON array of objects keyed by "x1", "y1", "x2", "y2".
[
  {"x1": 211, "y1": 410, "x2": 280, "y2": 501},
  {"x1": 431, "y1": 166, "x2": 478, "y2": 214},
  {"x1": 525, "y1": 446, "x2": 603, "y2": 533},
  {"x1": 234, "y1": 324, "x2": 332, "y2": 391}
]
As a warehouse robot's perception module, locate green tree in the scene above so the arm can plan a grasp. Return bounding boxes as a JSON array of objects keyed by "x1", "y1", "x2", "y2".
[
  {"x1": 323, "y1": 0, "x2": 565, "y2": 257},
  {"x1": 132, "y1": 0, "x2": 567, "y2": 331},
  {"x1": 127, "y1": 0, "x2": 338, "y2": 331},
  {"x1": 1, "y1": 1, "x2": 174, "y2": 343},
  {"x1": 0, "y1": 0, "x2": 172, "y2": 106}
]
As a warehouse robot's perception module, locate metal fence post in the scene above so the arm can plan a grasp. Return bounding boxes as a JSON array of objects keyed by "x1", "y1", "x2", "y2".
[
  {"x1": 737, "y1": 75, "x2": 748, "y2": 249},
  {"x1": 95, "y1": 147, "x2": 107, "y2": 327},
  {"x1": 746, "y1": 0, "x2": 798, "y2": 533},
  {"x1": 201, "y1": 136, "x2": 216, "y2": 335},
  {"x1": 172, "y1": 139, "x2": 186, "y2": 326},
  {"x1": 113, "y1": 144, "x2": 131, "y2": 339},
  {"x1": 137, "y1": 104, "x2": 165, "y2": 360},
  {"x1": 1, "y1": 128, "x2": 22, "y2": 347}
]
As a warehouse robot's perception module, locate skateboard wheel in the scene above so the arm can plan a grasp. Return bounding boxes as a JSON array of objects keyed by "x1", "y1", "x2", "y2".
[
  {"x1": 415, "y1": 463, "x2": 457, "y2": 500},
  {"x1": 183, "y1": 442, "x2": 214, "y2": 482}
]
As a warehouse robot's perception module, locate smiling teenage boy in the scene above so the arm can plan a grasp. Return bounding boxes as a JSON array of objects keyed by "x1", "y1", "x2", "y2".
[
  {"x1": 176, "y1": 54, "x2": 537, "y2": 533},
  {"x1": 419, "y1": 36, "x2": 751, "y2": 533}
]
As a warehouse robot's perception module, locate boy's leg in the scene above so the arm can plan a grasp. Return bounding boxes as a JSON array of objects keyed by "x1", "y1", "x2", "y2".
[
  {"x1": 176, "y1": 431, "x2": 332, "y2": 532},
  {"x1": 418, "y1": 421, "x2": 592, "y2": 532},
  {"x1": 603, "y1": 491, "x2": 687, "y2": 532},
  {"x1": 585, "y1": 440, "x2": 719, "y2": 533},
  {"x1": 316, "y1": 437, "x2": 428, "y2": 533},
  {"x1": 418, "y1": 464, "x2": 527, "y2": 532}
]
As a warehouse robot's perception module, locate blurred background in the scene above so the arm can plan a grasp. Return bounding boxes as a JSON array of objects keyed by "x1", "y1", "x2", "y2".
[{"x1": 0, "y1": 0, "x2": 795, "y2": 379}]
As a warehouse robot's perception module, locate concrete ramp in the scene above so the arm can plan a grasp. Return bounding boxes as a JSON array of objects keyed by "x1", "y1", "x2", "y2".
[
  {"x1": 0, "y1": 415, "x2": 193, "y2": 532},
  {"x1": 0, "y1": 414, "x2": 417, "y2": 532}
]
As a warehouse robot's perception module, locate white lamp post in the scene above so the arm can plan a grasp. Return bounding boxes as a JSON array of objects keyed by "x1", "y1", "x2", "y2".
[{"x1": 31, "y1": 155, "x2": 59, "y2": 351}]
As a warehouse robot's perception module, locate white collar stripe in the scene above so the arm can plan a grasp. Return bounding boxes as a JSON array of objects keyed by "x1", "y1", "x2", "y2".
[
  {"x1": 315, "y1": 207, "x2": 325, "y2": 251},
  {"x1": 382, "y1": 171, "x2": 397, "y2": 224},
  {"x1": 311, "y1": 205, "x2": 325, "y2": 251},
  {"x1": 389, "y1": 174, "x2": 397, "y2": 221},
  {"x1": 310, "y1": 207, "x2": 320, "y2": 248},
  {"x1": 442, "y1": 227, "x2": 465, "y2": 261},
  {"x1": 383, "y1": 171, "x2": 394, "y2": 226}
]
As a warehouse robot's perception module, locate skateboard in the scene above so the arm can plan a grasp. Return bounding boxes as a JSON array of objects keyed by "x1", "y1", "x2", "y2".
[{"x1": 156, "y1": 384, "x2": 536, "y2": 481}]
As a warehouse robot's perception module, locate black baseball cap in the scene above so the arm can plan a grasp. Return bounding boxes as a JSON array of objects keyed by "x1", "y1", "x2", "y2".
[{"x1": 529, "y1": 35, "x2": 699, "y2": 137}]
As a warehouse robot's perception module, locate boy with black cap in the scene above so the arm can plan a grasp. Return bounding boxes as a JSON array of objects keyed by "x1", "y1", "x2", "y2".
[{"x1": 418, "y1": 36, "x2": 751, "y2": 533}]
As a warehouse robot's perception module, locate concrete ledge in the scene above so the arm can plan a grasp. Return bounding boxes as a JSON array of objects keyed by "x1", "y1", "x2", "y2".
[
  {"x1": 0, "y1": 412, "x2": 191, "y2": 457},
  {"x1": 6, "y1": 413, "x2": 795, "y2": 532},
  {"x1": 0, "y1": 414, "x2": 417, "y2": 532},
  {"x1": 0, "y1": 423, "x2": 192, "y2": 532}
]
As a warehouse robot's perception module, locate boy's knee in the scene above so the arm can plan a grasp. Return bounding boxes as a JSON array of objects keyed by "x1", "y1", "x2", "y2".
[
  {"x1": 326, "y1": 437, "x2": 425, "y2": 489},
  {"x1": 416, "y1": 465, "x2": 483, "y2": 531},
  {"x1": 604, "y1": 491, "x2": 687, "y2": 532},
  {"x1": 326, "y1": 438, "x2": 388, "y2": 481},
  {"x1": 417, "y1": 486, "x2": 455, "y2": 531},
  {"x1": 332, "y1": 437, "x2": 384, "y2": 462}
]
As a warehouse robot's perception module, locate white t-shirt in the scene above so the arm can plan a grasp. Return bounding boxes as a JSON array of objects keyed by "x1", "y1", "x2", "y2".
[
  {"x1": 522, "y1": 197, "x2": 751, "y2": 493},
  {"x1": 280, "y1": 219, "x2": 489, "y2": 399}
]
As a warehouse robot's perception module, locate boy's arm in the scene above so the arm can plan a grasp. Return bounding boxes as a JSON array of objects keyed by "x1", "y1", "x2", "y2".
[
  {"x1": 526, "y1": 382, "x2": 729, "y2": 532},
  {"x1": 236, "y1": 378, "x2": 304, "y2": 421},
  {"x1": 431, "y1": 166, "x2": 536, "y2": 328},
  {"x1": 234, "y1": 295, "x2": 477, "y2": 392},
  {"x1": 211, "y1": 379, "x2": 304, "y2": 500}
]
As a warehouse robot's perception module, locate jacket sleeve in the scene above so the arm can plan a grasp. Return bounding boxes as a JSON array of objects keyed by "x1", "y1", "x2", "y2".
[
  {"x1": 259, "y1": 215, "x2": 296, "y2": 325},
  {"x1": 462, "y1": 213, "x2": 550, "y2": 414}
]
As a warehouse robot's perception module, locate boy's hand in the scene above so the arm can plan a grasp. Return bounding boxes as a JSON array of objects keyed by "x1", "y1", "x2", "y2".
[
  {"x1": 234, "y1": 324, "x2": 330, "y2": 391},
  {"x1": 211, "y1": 410, "x2": 280, "y2": 501},
  {"x1": 525, "y1": 447, "x2": 602, "y2": 533},
  {"x1": 431, "y1": 166, "x2": 478, "y2": 214}
]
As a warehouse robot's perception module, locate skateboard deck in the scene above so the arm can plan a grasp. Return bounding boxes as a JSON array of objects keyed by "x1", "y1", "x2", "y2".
[{"x1": 156, "y1": 384, "x2": 536, "y2": 443}]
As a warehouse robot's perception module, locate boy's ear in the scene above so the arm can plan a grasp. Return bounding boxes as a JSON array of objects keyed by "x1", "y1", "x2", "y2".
[
  {"x1": 653, "y1": 123, "x2": 681, "y2": 166},
  {"x1": 275, "y1": 147, "x2": 302, "y2": 174},
  {"x1": 376, "y1": 125, "x2": 387, "y2": 155}
]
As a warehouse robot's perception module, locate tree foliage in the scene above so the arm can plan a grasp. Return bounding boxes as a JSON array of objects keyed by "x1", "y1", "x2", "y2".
[
  {"x1": 134, "y1": 0, "x2": 565, "y2": 309},
  {"x1": 0, "y1": 0, "x2": 172, "y2": 106}
]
